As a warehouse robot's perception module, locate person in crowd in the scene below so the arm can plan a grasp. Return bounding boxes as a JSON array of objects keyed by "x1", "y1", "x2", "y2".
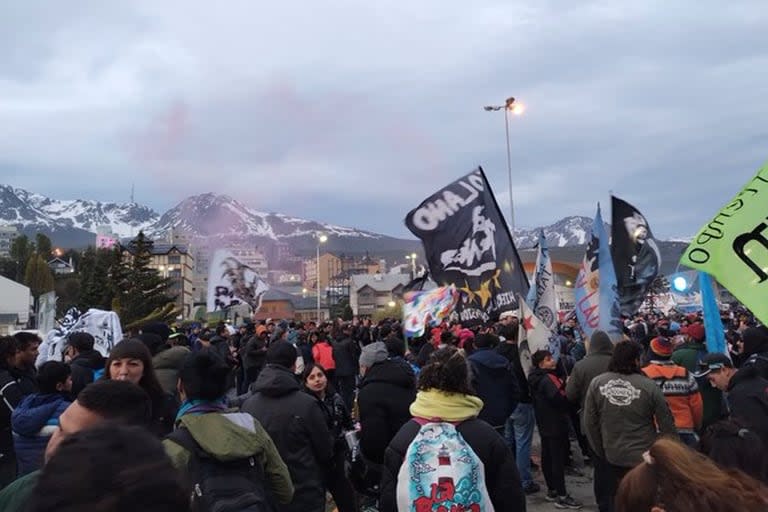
[
  {"x1": 65, "y1": 332, "x2": 106, "y2": 397},
  {"x1": 332, "y1": 324, "x2": 359, "y2": 411},
  {"x1": 379, "y1": 347, "x2": 525, "y2": 512},
  {"x1": 11, "y1": 332, "x2": 40, "y2": 396},
  {"x1": 11, "y1": 361, "x2": 72, "y2": 476},
  {"x1": 103, "y1": 339, "x2": 177, "y2": 436},
  {"x1": 241, "y1": 341, "x2": 333, "y2": 512},
  {"x1": 529, "y1": 349, "x2": 583, "y2": 509},
  {"x1": 357, "y1": 341, "x2": 416, "y2": 466},
  {"x1": 26, "y1": 424, "x2": 190, "y2": 512},
  {"x1": 584, "y1": 340, "x2": 676, "y2": 512},
  {"x1": 641, "y1": 336, "x2": 703, "y2": 446},
  {"x1": 302, "y1": 363, "x2": 357, "y2": 512},
  {"x1": 0, "y1": 336, "x2": 22, "y2": 488},
  {"x1": 616, "y1": 437, "x2": 768, "y2": 512},
  {"x1": 699, "y1": 419, "x2": 768, "y2": 483},
  {"x1": 739, "y1": 326, "x2": 768, "y2": 380},
  {"x1": 671, "y1": 322, "x2": 724, "y2": 429},
  {"x1": 152, "y1": 332, "x2": 191, "y2": 396},
  {"x1": 164, "y1": 351, "x2": 294, "y2": 508},
  {"x1": 496, "y1": 323, "x2": 539, "y2": 494},
  {"x1": 0, "y1": 379, "x2": 152, "y2": 510},
  {"x1": 467, "y1": 333, "x2": 519, "y2": 436},
  {"x1": 311, "y1": 331, "x2": 336, "y2": 384},
  {"x1": 696, "y1": 352, "x2": 768, "y2": 444},
  {"x1": 241, "y1": 326, "x2": 269, "y2": 391}
]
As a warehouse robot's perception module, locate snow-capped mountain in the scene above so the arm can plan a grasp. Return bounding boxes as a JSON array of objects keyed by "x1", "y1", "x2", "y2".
[{"x1": 513, "y1": 216, "x2": 608, "y2": 249}]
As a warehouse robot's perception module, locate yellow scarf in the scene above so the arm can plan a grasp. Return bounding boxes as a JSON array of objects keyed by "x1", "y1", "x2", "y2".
[{"x1": 409, "y1": 389, "x2": 484, "y2": 422}]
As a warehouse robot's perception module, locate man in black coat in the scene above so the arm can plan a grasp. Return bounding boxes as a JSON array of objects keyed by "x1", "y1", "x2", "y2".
[
  {"x1": 332, "y1": 324, "x2": 359, "y2": 411},
  {"x1": 241, "y1": 342, "x2": 333, "y2": 512},
  {"x1": 67, "y1": 332, "x2": 106, "y2": 397},
  {"x1": 357, "y1": 342, "x2": 416, "y2": 466},
  {"x1": 468, "y1": 333, "x2": 519, "y2": 434}
]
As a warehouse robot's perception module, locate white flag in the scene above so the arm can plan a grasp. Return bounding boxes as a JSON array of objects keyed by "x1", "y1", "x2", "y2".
[
  {"x1": 518, "y1": 298, "x2": 555, "y2": 377},
  {"x1": 206, "y1": 249, "x2": 269, "y2": 313},
  {"x1": 36, "y1": 308, "x2": 123, "y2": 367},
  {"x1": 525, "y1": 231, "x2": 559, "y2": 330}
]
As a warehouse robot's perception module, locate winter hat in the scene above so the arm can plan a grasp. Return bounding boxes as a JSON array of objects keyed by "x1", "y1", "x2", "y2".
[
  {"x1": 458, "y1": 329, "x2": 474, "y2": 347},
  {"x1": 266, "y1": 341, "x2": 297, "y2": 369},
  {"x1": 686, "y1": 323, "x2": 706, "y2": 342},
  {"x1": 588, "y1": 330, "x2": 613, "y2": 354},
  {"x1": 650, "y1": 337, "x2": 673, "y2": 359},
  {"x1": 255, "y1": 325, "x2": 268, "y2": 337},
  {"x1": 141, "y1": 322, "x2": 172, "y2": 342},
  {"x1": 741, "y1": 326, "x2": 768, "y2": 358},
  {"x1": 359, "y1": 342, "x2": 388, "y2": 368},
  {"x1": 136, "y1": 333, "x2": 164, "y2": 356}
]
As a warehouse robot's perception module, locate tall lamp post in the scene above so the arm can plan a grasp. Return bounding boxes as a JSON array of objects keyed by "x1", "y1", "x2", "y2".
[
  {"x1": 483, "y1": 97, "x2": 525, "y2": 236},
  {"x1": 405, "y1": 253, "x2": 417, "y2": 278},
  {"x1": 316, "y1": 233, "x2": 328, "y2": 322}
]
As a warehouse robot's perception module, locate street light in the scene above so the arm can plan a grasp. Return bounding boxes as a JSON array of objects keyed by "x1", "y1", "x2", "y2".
[
  {"x1": 483, "y1": 96, "x2": 525, "y2": 236},
  {"x1": 316, "y1": 233, "x2": 328, "y2": 322},
  {"x1": 388, "y1": 301, "x2": 396, "y2": 308},
  {"x1": 405, "y1": 253, "x2": 418, "y2": 277}
]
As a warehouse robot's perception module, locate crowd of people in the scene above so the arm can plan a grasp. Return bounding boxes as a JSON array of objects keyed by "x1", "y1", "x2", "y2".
[{"x1": 0, "y1": 308, "x2": 765, "y2": 511}]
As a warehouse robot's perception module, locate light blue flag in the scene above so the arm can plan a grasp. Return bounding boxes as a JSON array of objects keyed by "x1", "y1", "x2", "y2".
[
  {"x1": 525, "y1": 231, "x2": 559, "y2": 330},
  {"x1": 699, "y1": 271, "x2": 726, "y2": 355},
  {"x1": 575, "y1": 205, "x2": 623, "y2": 341}
]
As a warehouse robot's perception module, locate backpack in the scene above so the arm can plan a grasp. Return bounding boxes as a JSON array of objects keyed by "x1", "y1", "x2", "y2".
[
  {"x1": 396, "y1": 421, "x2": 493, "y2": 512},
  {"x1": 167, "y1": 427, "x2": 273, "y2": 512}
]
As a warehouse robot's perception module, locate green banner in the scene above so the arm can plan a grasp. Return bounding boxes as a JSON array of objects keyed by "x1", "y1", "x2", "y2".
[{"x1": 681, "y1": 163, "x2": 768, "y2": 323}]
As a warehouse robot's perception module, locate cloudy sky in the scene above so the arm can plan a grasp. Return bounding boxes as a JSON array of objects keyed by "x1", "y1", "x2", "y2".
[{"x1": 1, "y1": 1, "x2": 767, "y2": 239}]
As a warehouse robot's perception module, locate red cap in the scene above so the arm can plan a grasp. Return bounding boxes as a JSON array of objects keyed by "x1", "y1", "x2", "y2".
[{"x1": 686, "y1": 323, "x2": 705, "y2": 342}]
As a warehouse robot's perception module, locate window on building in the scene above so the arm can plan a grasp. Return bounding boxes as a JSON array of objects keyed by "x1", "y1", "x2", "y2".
[{"x1": 168, "y1": 255, "x2": 181, "y2": 264}]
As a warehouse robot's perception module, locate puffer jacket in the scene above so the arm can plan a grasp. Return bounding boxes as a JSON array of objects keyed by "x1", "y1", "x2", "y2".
[
  {"x1": 468, "y1": 348, "x2": 519, "y2": 428},
  {"x1": 69, "y1": 349, "x2": 106, "y2": 397},
  {"x1": 11, "y1": 393, "x2": 70, "y2": 475},
  {"x1": 311, "y1": 341, "x2": 336, "y2": 371}
]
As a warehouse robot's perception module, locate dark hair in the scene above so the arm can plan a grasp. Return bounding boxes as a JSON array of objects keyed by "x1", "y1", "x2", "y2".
[
  {"x1": 68, "y1": 332, "x2": 95, "y2": 352},
  {"x1": 700, "y1": 420, "x2": 768, "y2": 482},
  {"x1": 178, "y1": 352, "x2": 230, "y2": 401},
  {"x1": 531, "y1": 349, "x2": 552, "y2": 368},
  {"x1": 13, "y1": 331, "x2": 41, "y2": 351},
  {"x1": 77, "y1": 380, "x2": 152, "y2": 426},
  {"x1": 418, "y1": 348, "x2": 473, "y2": 395},
  {"x1": 608, "y1": 340, "x2": 643, "y2": 375},
  {"x1": 37, "y1": 361, "x2": 72, "y2": 394},
  {"x1": 474, "y1": 333, "x2": 498, "y2": 349},
  {"x1": 0, "y1": 336, "x2": 16, "y2": 368},
  {"x1": 385, "y1": 337, "x2": 406, "y2": 358},
  {"x1": 27, "y1": 424, "x2": 190, "y2": 512},
  {"x1": 440, "y1": 330, "x2": 456, "y2": 346},
  {"x1": 215, "y1": 323, "x2": 227, "y2": 336},
  {"x1": 379, "y1": 324, "x2": 392, "y2": 339},
  {"x1": 103, "y1": 340, "x2": 165, "y2": 400},
  {"x1": 300, "y1": 363, "x2": 330, "y2": 396}
]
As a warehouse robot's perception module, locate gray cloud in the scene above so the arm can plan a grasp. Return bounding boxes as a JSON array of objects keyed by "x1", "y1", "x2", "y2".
[{"x1": 1, "y1": 0, "x2": 767, "y2": 240}]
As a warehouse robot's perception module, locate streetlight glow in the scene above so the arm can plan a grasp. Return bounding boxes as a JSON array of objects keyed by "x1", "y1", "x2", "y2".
[
  {"x1": 319, "y1": 234, "x2": 328, "y2": 243},
  {"x1": 510, "y1": 103, "x2": 525, "y2": 116},
  {"x1": 388, "y1": 301, "x2": 396, "y2": 308}
]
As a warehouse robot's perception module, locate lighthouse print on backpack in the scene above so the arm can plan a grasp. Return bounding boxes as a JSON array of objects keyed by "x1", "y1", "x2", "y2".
[{"x1": 396, "y1": 422, "x2": 494, "y2": 512}]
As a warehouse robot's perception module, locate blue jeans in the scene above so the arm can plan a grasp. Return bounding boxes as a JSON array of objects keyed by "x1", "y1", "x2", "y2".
[{"x1": 506, "y1": 403, "x2": 535, "y2": 485}]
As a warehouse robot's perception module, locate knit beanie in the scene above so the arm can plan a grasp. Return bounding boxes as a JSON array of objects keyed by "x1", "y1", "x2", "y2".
[{"x1": 359, "y1": 342, "x2": 388, "y2": 368}]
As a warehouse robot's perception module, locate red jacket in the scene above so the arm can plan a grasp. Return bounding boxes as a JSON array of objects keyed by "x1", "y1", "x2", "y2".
[{"x1": 312, "y1": 341, "x2": 336, "y2": 371}]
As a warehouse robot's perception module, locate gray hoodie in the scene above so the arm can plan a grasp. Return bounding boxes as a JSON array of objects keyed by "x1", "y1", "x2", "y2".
[{"x1": 566, "y1": 330, "x2": 613, "y2": 411}]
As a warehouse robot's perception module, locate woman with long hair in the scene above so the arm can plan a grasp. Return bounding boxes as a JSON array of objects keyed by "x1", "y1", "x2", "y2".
[
  {"x1": 616, "y1": 437, "x2": 768, "y2": 512},
  {"x1": 103, "y1": 339, "x2": 177, "y2": 436},
  {"x1": 301, "y1": 363, "x2": 357, "y2": 512}
]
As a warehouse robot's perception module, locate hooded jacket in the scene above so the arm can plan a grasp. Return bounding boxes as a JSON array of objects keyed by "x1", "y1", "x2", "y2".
[
  {"x1": 331, "y1": 336, "x2": 359, "y2": 377},
  {"x1": 727, "y1": 365, "x2": 768, "y2": 445},
  {"x1": 163, "y1": 411, "x2": 294, "y2": 506},
  {"x1": 566, "y1": 330, "x2": 613, "y2": 413},
  {"x1": 584, "y1": 371, "x2": 677, "y2": 468},
  {"x1": 467, "y1": 348, "x2": 520, "y2": 428},
  {"x1": 152, "y1": 346, "x2": 191, "y2": 396},
  {"x1": 496, "y1": 342, "x2": 531, "y2": 403},
  {"x1": 741, "y1": 327, "x2": 768, "y2": 381},
  {"x1": 11, "y1": 393, "x2": 71, "y2": 475},
  {"x1": 69, "y1": 349, "x2": 106, "y2": 397},
  {"x1": 379, "y1": 390, "x2": 526, "y2": 512},
  {"x1": 672, "y1": 342, "x2": 726, "y2": 429},
  {"x1": 528, "y1": 367, "x2": 570, "y2": 438},
  {"x1": 357, "y1": 358, "x2": 417, "y2": 464},
  {"x1": 241, "y1": 365, "x2": 333, "y2": 512}
]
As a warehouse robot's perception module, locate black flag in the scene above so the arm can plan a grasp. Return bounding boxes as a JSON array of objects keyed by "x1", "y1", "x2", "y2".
[
  {"x1": 405, "y1": 167, "x2": 529, "y2": 323},
  {"x1": 611, "y1": 195, "x2": 661, "y2": 316}
]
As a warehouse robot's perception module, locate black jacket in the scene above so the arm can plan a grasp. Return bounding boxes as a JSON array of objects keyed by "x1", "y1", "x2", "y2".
[
  {"x1": 380, "y1": 418, "x2": 526, "y2": 512},
  {"x1": 11, "y1": 366, "x2": 37, "y2": 397},
  {"x1": 496, "y1": 342, "x2": 531, "y2": 403},
  {"x1": 468, "y1": 348, "x2": 520, "y2": 428},
  {"x1": 357, "y1": 359, "x2": 416, "y2": 464},
  {"x1": 331, "y1": 336, "x2": 358, "y2": 377},
  {"x1": 528, "y1": 367, "x2": 570, "y2": 438},
  {"x1": 69, "y1": 350, "x2": 106, "y2": 397},
  {"x1": 242, "y1": 364, "x2": 334, "y2": 512},
  {"x1": 0, "y1": 367, "x2": 23, "y2": 453},
  {"x1": 727, "y1": 366, "x2": 768, "y2": 445}
]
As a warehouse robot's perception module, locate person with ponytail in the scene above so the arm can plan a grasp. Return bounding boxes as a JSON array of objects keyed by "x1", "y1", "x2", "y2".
[
  {"x1": 616, "y1": 437, "x2": 768, "y2": 512},
  {"x1": 379, "y1": 347, "x2": 525, "y2": 512}
]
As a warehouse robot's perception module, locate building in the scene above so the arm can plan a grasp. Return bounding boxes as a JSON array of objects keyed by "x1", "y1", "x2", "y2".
[
  {"x1": 350, "y1": 273, "x2": 411, "y2": 316},
  {"x1": 255, "y1": 288, "x2": 328, "y2": 322},
  {"x1": 0, "y1": 276, "x2": 31, "y2": 333},
  {"x1": 95, "y1": 225, "x2": 119, "y2": 249},
  {"x1": 48, "y1": 257, "x2": 75, "y2": 275},
  {"x1": 0, "y1": 226, "x2": 19, "y2": 258}
]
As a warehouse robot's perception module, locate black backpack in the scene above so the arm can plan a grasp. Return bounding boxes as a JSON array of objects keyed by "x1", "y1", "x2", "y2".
[{"x1": 167, "y1": 427, "x2": 274, "y2": 512}]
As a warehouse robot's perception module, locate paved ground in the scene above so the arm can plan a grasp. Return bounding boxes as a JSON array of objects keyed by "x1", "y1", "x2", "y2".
[{"x1": 527, "y1": 437, "x2": 598, "y2": 511}]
